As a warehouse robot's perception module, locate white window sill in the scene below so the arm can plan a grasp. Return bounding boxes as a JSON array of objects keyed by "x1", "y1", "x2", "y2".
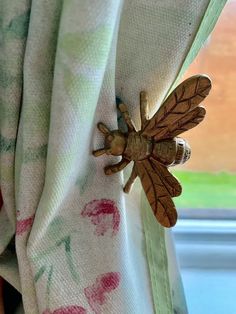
[
  {"x1": 173, "y1": 218, "x2": 236, "y2": 314},
  {"x1": 173, "y1": 218, "x2": 236, "y2": 269}
]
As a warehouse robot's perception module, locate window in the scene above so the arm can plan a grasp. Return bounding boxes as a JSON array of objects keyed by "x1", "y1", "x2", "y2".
[
  {"x1": 173, "y1": 2, "x2": 236, "y2": 313},
  {"x1": 173, "y1": 0, "x2": 236, "y2": 219}
]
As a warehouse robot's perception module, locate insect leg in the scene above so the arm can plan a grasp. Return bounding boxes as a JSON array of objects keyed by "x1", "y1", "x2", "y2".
[
  {"x1": 123, "y1": 165, "x2": 137, "y2": 193},
  {"x1": 97, "y1": 122, "x2": 111, "y2": 135},
  {"x1": 92, "y1": 148, "x2": 107, "y2": 157},
  {"x1": 118, "y1": 103, "x2": 136, "y2": 131},
  {"x1": 93, "y1": 123, "x2": 112, "y2": 157},
  {"x1": 104, "y1": 158, "x2": 130, "y2": 175},
  {"x1": 140, "y1": 91, "x2": 149, "y2": 129}
]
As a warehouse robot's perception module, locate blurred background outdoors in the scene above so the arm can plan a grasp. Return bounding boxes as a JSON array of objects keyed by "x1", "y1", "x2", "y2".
[
  {"x1": 174, "y1": 0, "x2": 236, "y2": 212},
  {"x1": 173, "y1": 3, "x2": 236, "y2": 313}
]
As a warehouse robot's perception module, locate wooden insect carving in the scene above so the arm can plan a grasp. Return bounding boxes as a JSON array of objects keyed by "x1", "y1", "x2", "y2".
[{"x1": 93, "y1": 75, "x2": 212, "y2": 227}]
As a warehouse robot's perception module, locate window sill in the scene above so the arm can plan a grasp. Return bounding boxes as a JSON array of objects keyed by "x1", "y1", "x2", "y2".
[{"x1": 173, "y1": 219, "x2": 236, "y2": 269}]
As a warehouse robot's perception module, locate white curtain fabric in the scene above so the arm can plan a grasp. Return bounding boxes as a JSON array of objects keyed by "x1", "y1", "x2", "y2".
[{"x1": 0, "y1": 0, "x2": 223, "y2": 313}]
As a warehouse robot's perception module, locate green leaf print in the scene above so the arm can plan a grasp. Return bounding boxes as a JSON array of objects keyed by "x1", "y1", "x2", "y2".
[
  {"x1": 59, "y1": 25, "x2": 112, "y2": 67},
  {"x1": 0, "y1": 61, "x2": 16, "y2": 88},
  {"x1": 5, "y1": 9, "x2": 30, "y2": 39},
  {"x1": 63, "y1": 67, "x2": 98, "y2": 124},
  {"x1": 33, "y1": 217, "x2": 80, "y2": 298},
  {"x1": 76, "y1": 159, "x2": 96, "y2": 195},
  {"x1": 23, "y1": 144, "x2": 48, "y2": 163},
  {"x1": 0, "y1": 134, "x2": 16, "y2": 153},
  {"x1": 34, "y1": 265, "x2": 46, "y2": 282}
]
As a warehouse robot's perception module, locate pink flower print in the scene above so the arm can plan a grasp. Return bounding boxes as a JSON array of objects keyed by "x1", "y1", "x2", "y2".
[
  {"x1": 16, "y1": 215, "x2": 35, "y2": 235},
  {"x1": 43, "y1": 306, "x2": 87, "y2": 314},
  {"x1": 84, "y1": 272, "x2": 121, "y2": 314},
  {"x1": 81, "y1": 199, "x2": 120, "y2": 236}
]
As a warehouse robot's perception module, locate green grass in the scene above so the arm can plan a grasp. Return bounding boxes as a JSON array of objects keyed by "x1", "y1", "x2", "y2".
[{"x1": 172, "y1": 171, "x2": 236, "y2": 209}]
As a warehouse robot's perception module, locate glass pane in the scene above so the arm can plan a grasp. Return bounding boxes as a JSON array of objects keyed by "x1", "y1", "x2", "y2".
[{"x1": 173, "y1": 0, "x2": 236, "y2": 215}]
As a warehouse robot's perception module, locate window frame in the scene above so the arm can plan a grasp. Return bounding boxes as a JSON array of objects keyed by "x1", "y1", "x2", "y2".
[{"x1": 173, "y1": 217, "x2": 236, "y2": 269}]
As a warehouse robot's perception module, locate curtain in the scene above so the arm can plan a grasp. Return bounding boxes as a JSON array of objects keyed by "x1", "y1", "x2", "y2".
[{"x1": 0, "y1": 1, "x2": 226, "y2": 313}]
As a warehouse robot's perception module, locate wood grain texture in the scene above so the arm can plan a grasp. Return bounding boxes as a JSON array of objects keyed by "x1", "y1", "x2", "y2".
[
  {"x1": 156, "y1": 106, "x2": 206, "y2": 140},
  {"x1": 149, "y1": 157, "x2": 182, "y2": 197},
  {"x1": 135, "y1": 159, "x2": 177, "y2": 227},
  {"x1": 142, "y1": 75, "x2": 211, "y2": 139}
]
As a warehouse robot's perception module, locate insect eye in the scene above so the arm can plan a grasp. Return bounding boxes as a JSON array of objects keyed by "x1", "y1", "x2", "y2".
[{"x1": 107, "y1": 135, "x2": 114, "y2": 142}]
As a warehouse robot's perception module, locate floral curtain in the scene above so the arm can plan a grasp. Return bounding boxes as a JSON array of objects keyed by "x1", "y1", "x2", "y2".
[{"x1": 0, "y1": 0, "x2": 226, "y2": 313}]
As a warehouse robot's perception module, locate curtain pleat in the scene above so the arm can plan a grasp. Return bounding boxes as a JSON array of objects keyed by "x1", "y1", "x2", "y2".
[{"x1": 0, "y1": 1, "x2": 226, "y2": 313}]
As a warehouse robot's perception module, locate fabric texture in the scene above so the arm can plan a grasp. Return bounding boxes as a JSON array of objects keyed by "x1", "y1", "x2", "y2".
[{"x1": 0, "y1": 0, "x2": 226, "y2": 313}]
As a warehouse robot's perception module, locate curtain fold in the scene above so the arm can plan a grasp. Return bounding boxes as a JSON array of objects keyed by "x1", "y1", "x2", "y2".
[
  {"x1": 0, "y1": 0, "x2": 31, "y2": 296},
  {"x1": 0, "y1": 1, "x2": 226, "y2": 313}
]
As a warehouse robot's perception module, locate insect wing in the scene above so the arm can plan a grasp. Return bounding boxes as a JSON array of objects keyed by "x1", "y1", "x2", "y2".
[
  {"x1": 135, "y1": 159, "x2": 178, "y2": 227},
  {"x1": 149, "y1": 157, "x2": 182, "y2": 197},
  {"x1": 162, "y1": 105, "x2": 206, "y2": 139},
  {"x1": 141, "y1": 75, "x2": 211, "y2": 140}
]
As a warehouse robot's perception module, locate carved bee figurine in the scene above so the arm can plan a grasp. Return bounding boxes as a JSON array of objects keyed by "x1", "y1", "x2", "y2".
[{"x1": 93, "y1": 75, "x2": 211, "y2": 227}]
